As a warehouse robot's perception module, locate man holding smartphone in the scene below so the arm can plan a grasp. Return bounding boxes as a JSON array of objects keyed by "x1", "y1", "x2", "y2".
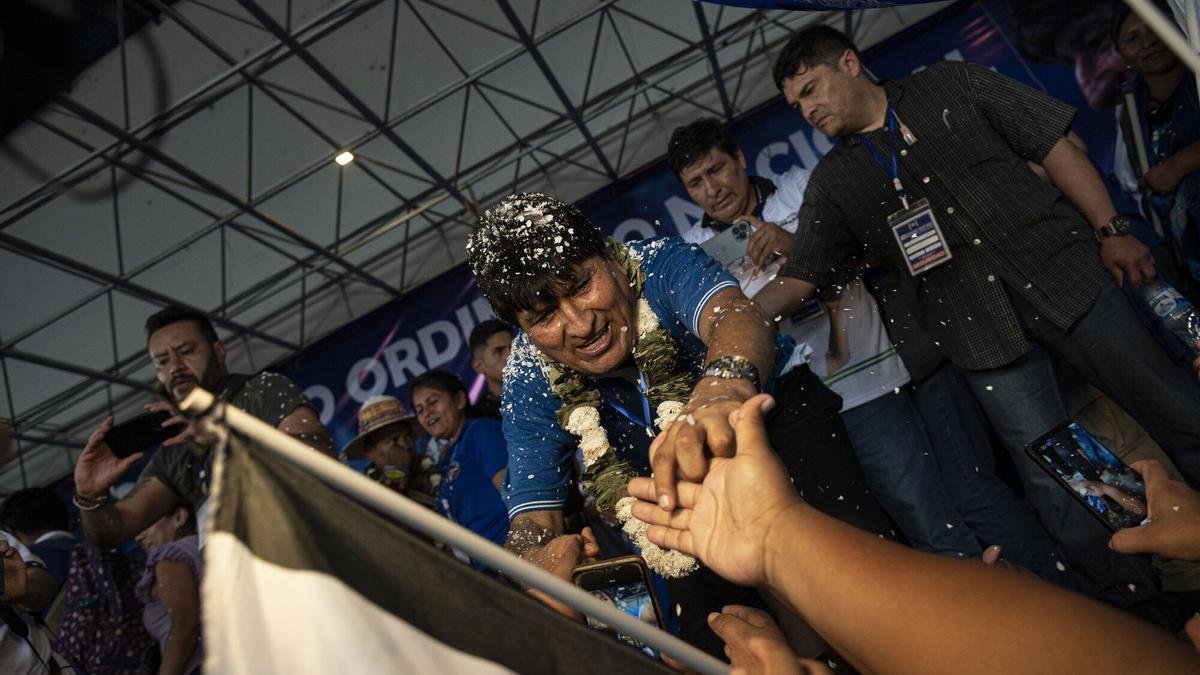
[{"x1": 72, "y1": 305, "x2": 332, "y2": 551}]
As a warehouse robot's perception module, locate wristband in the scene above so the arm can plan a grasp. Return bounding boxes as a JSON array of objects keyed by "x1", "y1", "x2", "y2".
[{"x1": 73, "y1": 490, "x2": 111, "y2": 511}]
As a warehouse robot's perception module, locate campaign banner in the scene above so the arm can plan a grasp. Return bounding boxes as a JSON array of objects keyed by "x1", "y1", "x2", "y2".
[{"x1": 276, "y1": 0, "x2": 1122, "y2": 451}]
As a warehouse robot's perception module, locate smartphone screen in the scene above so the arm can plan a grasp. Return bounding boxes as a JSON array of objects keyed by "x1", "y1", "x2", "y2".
[
  {"x1": 573, "y1": 558, "x2": 662, "y2": 659},
  {"x1": 1026, "y1": 422, "x2": 1147, "y2": 531}
]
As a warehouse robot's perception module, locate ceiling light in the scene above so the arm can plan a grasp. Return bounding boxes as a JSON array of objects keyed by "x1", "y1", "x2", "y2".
[{"x1": 334, "y1": 151, "x2": 355, "y2": 166}]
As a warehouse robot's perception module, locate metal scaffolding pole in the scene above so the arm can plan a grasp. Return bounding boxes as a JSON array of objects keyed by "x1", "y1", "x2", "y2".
[
  {"x1": 56, "y1": 96, "x2": 403, "y2": 300},
  {"x1": 0, "y1": 231, "x2": 297, "y2": 352},
  {"x1": 694, "y1": 1, "x2": 735, "y2": 119},
  {"x1": 496, "y1": 0, "x2": 618, "y2": 181},
  {"x1": 232, "y1": 0, "x2": 470, "y2": 208},
  {"x1": 0, "y1": 0, "x2": 387, "y2": 224}
]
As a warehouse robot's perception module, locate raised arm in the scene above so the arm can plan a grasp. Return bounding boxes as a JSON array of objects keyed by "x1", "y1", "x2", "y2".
[
  {"x1": 651, "y1": 284, "x2": 777, "y2": 510},
  {"x1": 630, "y1": 396, "x2": 1200, "y2": 675},
  {"x1": 75, "y1": 416, "x2": 182, "y2": 549}
]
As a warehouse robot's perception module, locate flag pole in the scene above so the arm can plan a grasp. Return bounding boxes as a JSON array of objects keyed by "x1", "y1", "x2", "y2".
[{"x1": 181, "y1": 387, "x2": 729, "y2": 675}]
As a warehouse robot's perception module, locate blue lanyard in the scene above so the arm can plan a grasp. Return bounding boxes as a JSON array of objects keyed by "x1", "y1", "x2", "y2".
[
  {"x1": 857, "y1": 101, "x2": 910, "y2": 209},
  {"x1": 603, "y1": 371, "x2": 656, "y2": 437}
]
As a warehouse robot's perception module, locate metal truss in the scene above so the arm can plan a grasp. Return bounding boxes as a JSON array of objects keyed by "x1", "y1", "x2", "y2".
[{"x1": 0, "y1": 0, "x2": 905, "y2": 490}]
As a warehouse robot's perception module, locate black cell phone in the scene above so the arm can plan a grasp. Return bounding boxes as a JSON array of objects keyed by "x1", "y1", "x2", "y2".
[
  {"x1": 1025, "y1": 421, "x2": 1147, "y2": 532},
  {"x1": 572, "y1": 555, "x2": 665, "y2": 659},
  {"x1": 105, "y1": 410, "x2": 185, "y2": 458}
]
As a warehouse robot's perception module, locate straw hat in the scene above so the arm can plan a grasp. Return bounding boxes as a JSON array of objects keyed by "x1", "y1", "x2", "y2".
[{"x1": 342, "y1": 395, "x2": 419, "y2": 461}]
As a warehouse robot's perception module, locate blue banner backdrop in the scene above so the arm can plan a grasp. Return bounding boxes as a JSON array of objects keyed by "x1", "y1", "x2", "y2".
[{"x1": 275, "y1": 0, "x2": 1121, "y2": 452}]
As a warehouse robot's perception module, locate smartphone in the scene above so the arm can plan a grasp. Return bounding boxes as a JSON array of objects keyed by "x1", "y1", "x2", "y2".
[
  {"x1": 572, "y1": 555, "x2": 665, "y2": 659},
  {"x1": 1025, "y1": 421, "x2": 1147, "y2": 532},
  {"x1": 105, "y1": 410, "x2": 186, "y2": 458},
  {"x1": 698, "y1": 219, "x2": 753, "y2": 266}
]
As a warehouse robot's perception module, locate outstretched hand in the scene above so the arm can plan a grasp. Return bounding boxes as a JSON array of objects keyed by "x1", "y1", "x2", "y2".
[
  {"x1": 524, "y1": 527, "x2": 599, "y2": 621},
  {"x1": 708, "y1": 605, "x2": 831, "y2": 675},
  {"x1": 649, "y1": 378, "x2": 755, "y2": 511},
  {"x1": 631, "y1": 394, "x2": 803, "y2": 588},
  {"x1": 1109, "y1": 460, "x2": 1200, "y2": 562},
  {"x1": 74, "y1": 416, "x2": 144, "y2": 498}
]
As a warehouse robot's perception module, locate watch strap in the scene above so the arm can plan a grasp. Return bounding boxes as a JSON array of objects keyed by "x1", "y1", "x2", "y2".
[{"x1": 701, "y1": 355, "x2": 762, "y2": 392}]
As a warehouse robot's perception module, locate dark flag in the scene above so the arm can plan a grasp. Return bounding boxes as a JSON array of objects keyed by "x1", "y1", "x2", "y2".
[{"x1": 202, "y1": 429, "x2": 674, "y2": 674}]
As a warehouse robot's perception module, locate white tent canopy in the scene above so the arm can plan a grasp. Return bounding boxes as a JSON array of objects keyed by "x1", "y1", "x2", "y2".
[{"x1": 0, "y1": 0, "x2": 952, "y2": 493}]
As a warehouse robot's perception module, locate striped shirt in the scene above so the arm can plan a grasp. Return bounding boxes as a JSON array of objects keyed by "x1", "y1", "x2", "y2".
[{"x1": 780, "y1": 61, "x2": 1109, "y2": 370}]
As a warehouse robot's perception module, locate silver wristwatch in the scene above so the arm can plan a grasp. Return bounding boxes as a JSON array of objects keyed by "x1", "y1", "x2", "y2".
[{"x1": 701, "y1": 355, "x2": 761, "y2": 392}]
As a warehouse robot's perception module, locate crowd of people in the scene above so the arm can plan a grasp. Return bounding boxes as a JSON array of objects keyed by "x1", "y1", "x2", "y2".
[{"x1": 2, "y1": 3, "x2": 1200, "y2": 673}]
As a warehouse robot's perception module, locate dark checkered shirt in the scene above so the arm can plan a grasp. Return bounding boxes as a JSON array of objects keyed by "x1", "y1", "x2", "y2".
[{"x1": 779, "y1": 61, "x2": 1110, "y2": 370}]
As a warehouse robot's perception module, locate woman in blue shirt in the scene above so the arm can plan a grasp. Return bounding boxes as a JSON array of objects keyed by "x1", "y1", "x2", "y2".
[
  {"x1": 1113, "y1": 6, "x2": 1200, "y2": 290},
  {"x1": 410, "y1": 370, "x2": 510, "y2": 551}
]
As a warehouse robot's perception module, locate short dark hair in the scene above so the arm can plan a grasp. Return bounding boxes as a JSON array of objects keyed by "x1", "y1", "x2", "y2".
[
  {"x1": 772, "y1": 24, "x2": 861, "y2": 91},
  {"x1": 0, "y1": 487, "x2": 69, "y2": 537},
  {"x1": 410, "y1": 369, "x2": 468, "y2": 400},
  {"x1": 667, "y1": 118, "x2": 741, "y2": 180},
  {"x1": 469, "y1": 319, "x2": 513, "y2": 355},
  {"x1": 144, "y1": 304, "x2": 219, "y2": 344},
  {"x1": 467, "y1": 193, "x2": 608, "y2": 324}
]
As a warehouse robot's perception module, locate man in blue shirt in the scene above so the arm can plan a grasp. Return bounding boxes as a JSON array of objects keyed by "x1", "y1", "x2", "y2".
[{"x1": 467, "y1": 193, "x2": 892, "y2": 658}]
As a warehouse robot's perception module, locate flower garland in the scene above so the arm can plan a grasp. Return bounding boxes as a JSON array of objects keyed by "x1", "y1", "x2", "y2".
[{"x1": 543, "y1": 240, "x2": 697, "y2": 578}]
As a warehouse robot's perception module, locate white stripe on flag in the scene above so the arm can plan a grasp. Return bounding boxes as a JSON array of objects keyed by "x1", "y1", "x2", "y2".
[{"x1": 203, "y1": 531, "x2": 517, "y2": 675}]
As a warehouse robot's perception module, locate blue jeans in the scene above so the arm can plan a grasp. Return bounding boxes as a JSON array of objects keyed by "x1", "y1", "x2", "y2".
[
  {"x1": 841, "y1": 389, "x2": 980, "y2": 557},
  {"x1": 960, "y1": 281, "x2": 1200, "y2": 629},
  {"x1": 912, "y1": 363, "x2": 1074, "y2": 586}
]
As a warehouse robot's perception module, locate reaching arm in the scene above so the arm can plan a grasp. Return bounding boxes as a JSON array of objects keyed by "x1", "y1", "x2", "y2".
[
  {"x1": 504, "y1": 510, "x2": 598, "y2": 620},
  {"x1": 651, "y1": 285, "x2": 777, "y2": 510},
  {"x1": 81, "y1": 478, "x2": 181, "y2": 550},
  {"x1": 630, "y1": 396, "x2": 1200, "y2": 675},
  {"x1": 154, "y1": 560, "x2": 201, "y2": 675},
  {"x1": 1041, "y1": 135, "x2": 1156, "y2": 286},
  {"x1": 753, "y1": 277, "x2": 818, "y2": 326},
  {"x1": 1143, "y1": 139, "x2": 1200, "y2": 194},
  {"x1": 75, "y1": 416, "x2": 182, "y2": 549}
]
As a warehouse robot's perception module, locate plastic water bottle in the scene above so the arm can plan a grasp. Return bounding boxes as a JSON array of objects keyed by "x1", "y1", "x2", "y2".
[{"x1": 1141, "y1": 280, "x2": 1200, "y2": 355}]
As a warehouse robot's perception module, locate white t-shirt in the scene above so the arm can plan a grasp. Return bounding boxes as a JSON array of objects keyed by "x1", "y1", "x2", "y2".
[
  {"x1": 0, "y1": 531, "x2": 57, "y2": 675},
  {"x1": 683, "y1": 167, "x2": 910, "y2": 411}
]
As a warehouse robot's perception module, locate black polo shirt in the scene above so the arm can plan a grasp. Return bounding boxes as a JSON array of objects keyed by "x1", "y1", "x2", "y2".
[{"x1": 780, "y1": 61, "x2": 1109, "y2": 370}]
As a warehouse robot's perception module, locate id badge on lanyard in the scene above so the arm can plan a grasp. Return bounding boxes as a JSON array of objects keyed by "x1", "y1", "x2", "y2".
[
  {"x1": 888, "y1": 198, "x2": 952, "y2": 276},
  {"x1": 861, "y1": 101, "x2": 952, "y2": 276}
]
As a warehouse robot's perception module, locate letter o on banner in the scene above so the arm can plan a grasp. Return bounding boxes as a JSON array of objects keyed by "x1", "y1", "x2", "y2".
[
  {"x1": 347, "y1": 357, "x2": 388, "y2": 403},
  {"x1": 613, "y1": 218, "x2": 656, "y2": 243},
  {"x1": 304, "y1": 385, "x2": 336, "y2": 426}
]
